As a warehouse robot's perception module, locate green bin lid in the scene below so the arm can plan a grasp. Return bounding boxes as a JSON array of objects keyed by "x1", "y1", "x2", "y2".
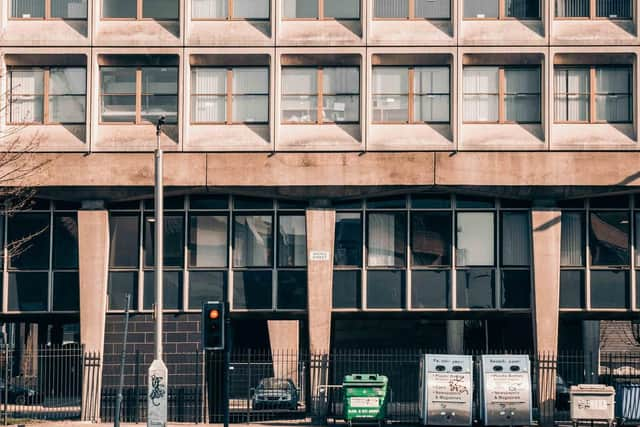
[{"x1": 342, "y1": 374, "x2": 388, "y2": 385}]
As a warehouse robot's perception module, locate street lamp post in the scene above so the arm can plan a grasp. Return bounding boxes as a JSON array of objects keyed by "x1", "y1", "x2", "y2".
[{"x1": 148, "y1": 116, "x2": 167, "y2": 427}]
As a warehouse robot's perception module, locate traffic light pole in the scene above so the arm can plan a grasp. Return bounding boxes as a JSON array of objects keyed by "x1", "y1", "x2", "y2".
[{"x1": 224, "y1": 301, "x2": 231, "y2": 427}]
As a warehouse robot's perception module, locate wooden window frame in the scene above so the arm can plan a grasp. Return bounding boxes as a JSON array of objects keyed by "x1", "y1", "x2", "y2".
[
  {"x1": 7, "y1": 66, "x2": 86, "y2": 126},
  {"x1": 554, "y1": 0, "x2": 633, "y2": 20},
  {"x1": 463, "y1": 0, "x2": 540, "y2": 20},
  {"x1": 190, "y1": 66, "x2": 269, "y2": 125},
  {"x1": 554, "y1": 65, "x2": 633, "y2": 124},
  {"x1": 372, "y1": 65, "x2": 450, "y2": 125},
  {"x1": 463, "y1": 65, "x2": 541, "y2": 124},
  {"x1": 100, "y1": 66, "x2": 178, "y2": 125},
  {"x1": 372, "y1": 0, "x2": 451, "y2": 20},
  {"x1": 281, "y1": 66, "x2": 360, "y2": 125},
  {"x1": 9, "y1": 0, "x2": 87, "y2": 20},
  {"x1": 191, "y1": 0, "x2": 270, "y2": 21},
  {"x1": 282, "y1": 0, "x2": 361, "y2": 21},
  {"x1": 101, "y1": 0, "x2": 179, "y2": 21}
]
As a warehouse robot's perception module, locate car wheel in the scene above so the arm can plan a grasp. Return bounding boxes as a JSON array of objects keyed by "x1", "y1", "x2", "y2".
[{"x1": 15, "y1": 394, "x2": 26, "y2": 406}]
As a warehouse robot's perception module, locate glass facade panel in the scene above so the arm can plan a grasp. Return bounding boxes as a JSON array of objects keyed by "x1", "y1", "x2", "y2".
[
  {"x1": 103, "y1": 0, "x2": 136, "y2": 18},
  {"x1": 12, "y1": 0, "x2": 45, "y2": 17},
  {"x1": 463, "y1": 67, "x2": 499, "y2": 121},
  {"x1": 367, "y1": 213, "x2": 406, "y2": 267},
  {"x1": 411, "y1": 212, "x2": 451, "y2": 266},
  {"x1": 335, "y1": 213, "x2": 362, "y2": 267},
  {"x1": 464, "y1": 0, "x2": 498, "y2": 18},
  {"x1": 411, "y1": 270, "x2": 449, "y2": 308},
  {"x1": 375, "y1": 0, "x2": 408, "y2": 17},
  {"x1": 188, "y1": 214, "x2": 228, "y2": 268},
  {"x1": 504, "y1": 68, "x2": 541, "y2": 123},
  {"x1": 501, "y1": 212, "x2": 530, "y2": 266},
  {"x1": 456, "y1": 268, "x2": 495, "y2": 309},
  {"x1": 53, "y1": 271, "x2": 80, "y2": 311},
  {"x1": 589, "y1": 212, "x2": 629, "y2": 266},
  {"x1": 332, "y1": 270, "x2": 361, "y2": 309},
  {"x1": 233, "y1": 0, "x2": 269, "y2": 18},
  {"x1": 590, "y1": 270, "x2": 629, "y2": 309},
  {"x1": 283, "y1": 0, "x2": 318, "y2": 18},
  {"x1": 559, "y1": 270, "x2": 585, "y2": 308},
  {"x1": 561, "y1": 212, "x2": 584, "y2": 266},
  {"x1": 415, "y1": 0, "x2": 450, "y2": 18},
  {"x1": 8, "y1": 213, "x2": 50, "y2": 270},
  {"x1": 144, "y1": 214, "x2": 185, "y2": 268},
  {"x1": 505, "y1": 0, "x2": 539, "y2": 17},
  {"x1": 596, "y1": 0, "x2": 631, "y2": 18},
  {"x1": 456, "y1": 212, "x2": 494, "y2": 266},
  {"x1": 109, "y1": 213, "x2": 140, "y2": 268},
  {"x1": 501, "y1": 269, "x2": 531, "y2": 309},
  {"x1": 8, "y1": 272, "x2": 48, "y2": 311},
  {"x1": 233, "y1": 215, "x2": 273, "y2": 267},
  {"x1": 367, "y1": 270, "x2": 405, "y2": 309},
  {"x1": 554, "y1": 68, "x2": 589, "y2": 122},
  {"x1": 53, "y1": 213, "x2": 79, "y2": 269},
  {"x1": 101, "y1": 68, "x2": 136, "y2": 122},
  {"x1": 596, "y1": 67, "x2": 632, "y2": 123},
  {"x1": 188, "y1": 271, "x2": 226, "y2": 309},
  {"x1": 277, "y1": 271, "x2": 307, "y2": 309},
  {"x1": 278, "y1": 215, "x2": 307, "y2": 268},
  {"x1": 324, "y1": 0, "x2": 359, "y2": 18},
  {"x1": 555, "y1": 0, "x2": 589, "y2": 17},
  {"x1": 142, "y1": 0, "x2": 179, "y2": 19},
  {"x1": 143, "y1": 271, "x2": 183, "y2": 310},
  {"x1": 51, "y1": 0, "x2": 87, "y2": 18},
  {"x1": 233, "y1": 271, "x2": 272, "y2": 309}
]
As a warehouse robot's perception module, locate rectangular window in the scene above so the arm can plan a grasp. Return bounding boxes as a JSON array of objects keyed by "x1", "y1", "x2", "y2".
[
  {"x1": 590, "y1": 270, "x2": 629, "y2": 309},
  {"x1": 109, "y1": 213, "x2": 140, "y2": 268},
  {"x1": 188, "y1": 214, "x2": 228, "y2": 268},
  {"x1": 335, "y1": 213, "x2": 362, "y2": 267},
  {"x1": 456, "y1": 212, "x2": 494, "y2": 266},
  {"x1": 143, "y1": 214, "x2": 185, "y2": 268},
  {"x1": 560, "y1": 270, "x2": 585, "y2": 308},
  {"x1": 191, "y1": 67, "x2": 269, "y2": 124},
  {"x1": 332, "y1": 270, "x2": 361, "y2": 309},
  {"x1": 283, "y1": 0, "x2": 360, "y2": 19},
  {"x1": 52, "y1": 271, "x2": 80, "y2": 311},
  {"x1": 463, "y1": 66, "x2": 541, "y2": 123},
  {"x1": 411, "y1": 212, "x2": 451, "y2": 266},
  {"x1": 8, "y1": 213, "x2": 50, "y2": 270},
  {"x1": 372, "y1": 66, "x2": 450, "y2": 123},
  {"x1": 233, "y1": 270, "x2": 272, "y2": 309},
  {"x1": 53, "y1": 213, "x2": 79, "y2": 269},
  {"x1": 589, "y1": 211, "x2": 629, "y2": 266},
  {"x1": 556, "y1": 0, "x2": 631, "y2": 18},
  {"x1": 192, "y1": 0, "x2": 269, "y2": 19},
  {"x1": 561, "y1": 212, "x2": 584, "y2": 266},
  {"x1": 412, "y1": 270, "x2": 449, "y2": 308},
  {"x1": 102, "y1": 0, "x2": 179, "y2": 19},
  {"x1": 281, "y1": 67, "x2": 359, "y2": 124},
  {"x1": 456, "y1": 268, "x2": 495, "y2": 308},
  {"x1": 108, "y1": 271, "x2": 138, "y2": 310},
  {"x1": 500, "y1": 212, "x2": 530, "y2": 266},
  {"x1": 188, "y1": 271, "x2": 226, "y2": 309},
  {"x1": 464, "y1": 0, "x2": 539, "y2": 18},
  {"x1": 554, "y1": 66, "x2": 632, "y2": 123},
  {"x1": 8, "y1": 272, "x2": 48, "y2": 311},
  {"x1": 367, "y1": 270, "x2": 405, "y2": 308},
  {"x1": 143, "y1": 271, "x2": 183, "y2": 310},
  {"x1": 278, "y1": 215, "x2": 307, "y2": 268},
  {"x1": 11, "y1": 0, "x2": 88, "y2": 19},
  {"x1": 101, "y1": 66, "x2": 178, "y2": 124},
  {"x1": 374, "y1": 0, "x2": 450, "y2": 18},
  {"x1": 233, "y1": 215, "x2": 273, "y2": 267},
  {"x1": 367, "y1": 212, "x2": 406, "y2": 267},
  {"x1": 8, "y1": 67, "x2": 86, "y2": 124},
  {"x1": 277, "y1": 270, "x2": 307, "y2": 309}
]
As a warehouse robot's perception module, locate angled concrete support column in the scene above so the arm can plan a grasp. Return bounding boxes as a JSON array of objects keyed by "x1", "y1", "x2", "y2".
[
  {"x1": 532, "y1": 208, "x2": 562, "y2": 427},
  {"x1": 78, "y1": 208, "x2": 109, "y2": 421},
  {"x1": 268, "y1": 320, "x2": 300, "y2": 386},
  {"x1": 306, "y1": 206, "x2": 335, "y2": 422}
]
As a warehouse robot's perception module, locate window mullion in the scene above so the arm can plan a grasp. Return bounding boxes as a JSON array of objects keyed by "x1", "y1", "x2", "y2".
[
  {"x1": 43, "y1": 68, "x2": 50, "y2": 124},
  {"x1": 499, "y1": 0, "x2": 505, "y2": 19},
  {"x1": 136, "y1": 68, "x2": 142, "y2": 124},
  {"x1": 408, "y1": 68, "x2": 415, "y2": 123},
  {"x1": 228, "y1": 0, "x2": 234, "y2": 19},
  {"x1": 45, "y1": 0, "x2": 51, "y2": 19},
  {"x1": 317, "y1": 68, "x2": 323, "y2": 125},
  {"x1": 590, "y1": 0, "x2": 596, "y2": 19},
  {"x1": 408, "y1": 0, "x2": 415, "y2": 19},
  {"x1": 226, "y1": 68, "x2": 233, "y2": 125},
  {"x1": 138, "y1": 0, "x2": 143, "y2": 20},
  {"x1": 319, "y1": 0, "x2": 324, "y2": 19},
  {"x1": 498, "y1": 67, "x2": 505, "y2": 123},
  {"x1": 590, "y1": 66, "x2": 596, "y2": 123}
]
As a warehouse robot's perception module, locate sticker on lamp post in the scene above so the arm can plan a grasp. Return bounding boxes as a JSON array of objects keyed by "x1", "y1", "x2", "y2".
[{"x1": 148, "y1": 359, "x2": 168, "y2": 427}]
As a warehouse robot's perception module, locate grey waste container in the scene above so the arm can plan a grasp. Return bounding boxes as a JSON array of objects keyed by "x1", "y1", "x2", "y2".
[
  {"x1": 615, "y1": 384, "x2": 640, "y2": 425},
  {"x1": 570, "y1": 384, "x2": 616, "y2": 427}
]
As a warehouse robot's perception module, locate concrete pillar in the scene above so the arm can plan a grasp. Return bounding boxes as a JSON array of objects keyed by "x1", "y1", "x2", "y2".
[
  {"x1": 447, "y1": 320, "x2": 464, "y2": 354},
  {"x1": 531, "y1": 208, "x2": 562, "y2": 426},
  {"x1": 267, "y1": 320, "x2": 300, "y2": 385},
  {"x1": 77, "y1": 208, "x2": 110, "y2": 421},
  {"x1": 305, "y1": 206, "x2": 335, "y2": 422}
]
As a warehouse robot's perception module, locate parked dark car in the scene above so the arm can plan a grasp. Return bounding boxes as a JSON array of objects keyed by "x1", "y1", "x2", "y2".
[
  {"x1": 251, "y1": 378, "x2": 299, "y2": 411},
  {"x1": 0, "y1": 380, "x2": 38, "y2": 405}
]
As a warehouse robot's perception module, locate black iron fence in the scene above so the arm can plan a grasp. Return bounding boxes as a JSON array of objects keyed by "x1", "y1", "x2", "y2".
[{"x1": 0, "y1": 345, "x2": 100, "y2": 423}]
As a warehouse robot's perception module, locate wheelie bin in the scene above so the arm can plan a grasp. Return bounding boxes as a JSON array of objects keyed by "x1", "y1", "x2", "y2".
[{"x1": 343, "y1": 374, "x2": 389, "y2": 427}]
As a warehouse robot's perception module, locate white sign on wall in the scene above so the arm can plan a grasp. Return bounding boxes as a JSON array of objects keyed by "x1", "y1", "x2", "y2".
[{"x1": 309, "y1": 251, "x2": 330, "y2": 261}]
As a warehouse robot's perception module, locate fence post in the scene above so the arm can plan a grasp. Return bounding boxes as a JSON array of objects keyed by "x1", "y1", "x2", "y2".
[{"x1": 3, "y1": 344, "x2": 7, "y2": 425}]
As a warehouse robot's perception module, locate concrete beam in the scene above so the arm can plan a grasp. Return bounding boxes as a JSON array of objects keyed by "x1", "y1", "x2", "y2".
[
  {"x1": 531, "y1": 208, "x2": 561, "y2": 427},
  {"x1": 77, "y1": 210, "x2": 110, "y2": 421}
]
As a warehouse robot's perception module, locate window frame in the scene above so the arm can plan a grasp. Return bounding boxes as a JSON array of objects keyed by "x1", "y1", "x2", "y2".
[
  {"x1": 372, "y1": 65, "x2": 450, "y2": 125},
  {"x1": 7, "y1": 66, "x2": 86, "y2": 126},
  {"x1": 554, "y1": 0, "x2": 633, "y2": 20},
  {"x1": 463, "y1": 65, "x2": 542, "y2": 124},
  {"x1": 190, "y1": 66, "x2": 269, "y2": 125},
  {"x1": 372, "y1": 0, "x2": 451, "y2": 20},
  {"x1": 463, "y1": 0, "x2": 541, "y2": 20},
  {"x1": 554, "y1": 65, "x2": 633, "y2": 124},
  {"x1": 101, "y1": 0, "x2": 179, "y2": 20},
  {"x1": 100, "y1": 66, "x2": 178, "y2": 125},
  {"x1": 9, "y1": 0, "x2": 87, "y2": 20},
  {"x1": 282, "y1": 0, "x2": 360, "y2": 20},
  {"x1": 281, "y1": 66, "x2": 360, "y2": 125},
  {"x1": 191, "y1": 0, "x2": 270, "y2": 21}
]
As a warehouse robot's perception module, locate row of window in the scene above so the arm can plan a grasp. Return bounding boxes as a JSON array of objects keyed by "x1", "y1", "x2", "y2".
[
  {"x1": 8, "y1": 65, "x2": 633, "y2": 125},
  {"x1": 10, "y1": 0, "x2": 632, "y2": 20}
]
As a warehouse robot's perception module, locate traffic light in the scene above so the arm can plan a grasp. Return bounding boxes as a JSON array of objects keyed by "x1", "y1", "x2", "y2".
[{"x1": 201, "y1": 301, "x2": 225, "y2": 350}]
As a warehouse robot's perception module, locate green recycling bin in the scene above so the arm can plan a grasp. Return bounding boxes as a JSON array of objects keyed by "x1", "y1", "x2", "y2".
[{"x1": 343, "y1": 374, "x2": 389, "y2": 426}]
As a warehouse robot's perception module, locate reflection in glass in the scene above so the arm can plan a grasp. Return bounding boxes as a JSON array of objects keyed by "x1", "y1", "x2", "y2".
[
  {"x1": 109, "y1": 213, "x2": 140, "y2": 268},
  {"x1": 501, "y1": 270, "x2": 530, "y2": 309},
  {"x1": 456, "y1": 268, "x2": 495, "y2": 309},
  {"x1": 561, "y1": 212, "x2": 584, "y2": 266},
  {"x1": 188, "y1": 214, "x2": 227, "y2": 268},
  {"x1": 412, "y1": 270, "x2": 448, "y2": 308},
  {"x1": 456, "y1": 212, "x2": 494, "y2": 266},
  {"x1": 590, "y1": 270, "x2": 629, "y2": 309},
  {"x1": 278, "y1": 215, "x2": 307, "y2": 267},
  {"x1": 411, "y1": 212, "x2": 451, "y2": 266},
  {"x1": 8, "y1": 272, "x2": 48, "y2": 311},
  {"x1": 277, "y1": 271, "x2": 307, "y2": 309},
  {"x1": 501, "y1": 212, "x2": 530, "y2": 266},
  {"x1": 188, "y1": 271, "x2": 225, "y2": 309},
  {"x1": 233, "y1": 271, "x2": 272, "y2": 309},
  {"x1": 8, "y1": 213, "x2": 50, "y2": 270},
  {"x1": 233, "y1": 215, "x2": 273, "y2": 267},
  {"x1": 108, "y1": 271, "x2": 138, "y2": 310},
  {"x1": 332, "y1": 271, "x2": 361, "y2": 309},
  {"x1": 367, "y1": 213, "x2": 406, "y2": 267},
  {"x1": 589, "y1": 212, "x2": 629, "y2": 266},
  {"x1": 143, "y1": 271, "x2": 183, "y2": 310},
  {"x1": 53, "y1": 272, "x2": 80, "y2": 311},
  {"x1": 559, "y1": 270, "x2": 584, "y2": 309},
  {"x1": 367, "y1": 270, "x2": 405, "y2": 308},
  {"x1": 334, "y1": 213, "x2": 362, "y2": 266}
]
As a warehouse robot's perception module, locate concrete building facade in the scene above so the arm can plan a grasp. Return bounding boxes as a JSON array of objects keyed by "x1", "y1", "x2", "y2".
[{"x1": 1, "y1": 0, "x2": 640, "y2": 417}]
